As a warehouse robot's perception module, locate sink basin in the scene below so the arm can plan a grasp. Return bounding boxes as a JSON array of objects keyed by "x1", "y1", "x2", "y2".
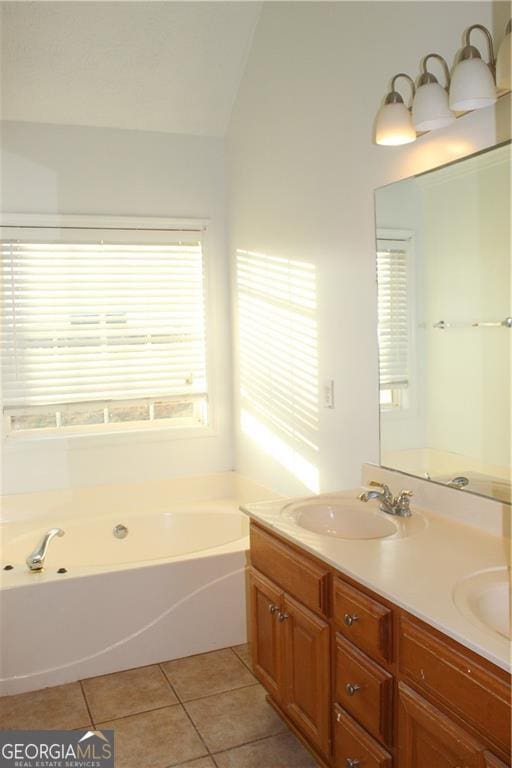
[
  {"x1": 281, "y1": 492, "x2": 426, "y2": 541},
  {"x1": 453, "y1": 567, "x2": 511, "y2": 640}
]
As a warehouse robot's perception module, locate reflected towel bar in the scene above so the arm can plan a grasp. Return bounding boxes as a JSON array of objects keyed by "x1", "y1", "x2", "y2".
[{"x1": 433, "y1": 317, "x2": 512, "y2": 329}]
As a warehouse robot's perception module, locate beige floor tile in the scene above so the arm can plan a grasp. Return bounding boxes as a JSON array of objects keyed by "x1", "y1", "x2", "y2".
[
  {"x1": 231, "y1": 643, "x2": 252, "y2": 669},
  {"x1": 185, "y1": 684, "x2": 286, "y2": 753},
  {"x1": 213, "y1": 733, "x2": 320, "y2": 767},
  {"x1": 161, "y1": 649, "x2": 256, "y2": 702},
  {"x1": 82, "y1": 664, "x2": 177, "y2": 722},
  {"x1": 98, "y1": 706, "x2": 207, "y2": 768},
  {"x1": 0, "y1": 682, "x2": 91, "y2": 730},
  {"x1": 174, "y1": 759, "x2": 216, "y2": 768}
]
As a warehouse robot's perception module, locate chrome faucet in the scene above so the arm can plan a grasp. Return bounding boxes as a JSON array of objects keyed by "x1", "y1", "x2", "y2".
[
  {"x1": 26, "y1": 528, "x2": 65, "y2": 571},
  {"x1": 359, "y1": 481, "x2": 413, "y2": 517}
]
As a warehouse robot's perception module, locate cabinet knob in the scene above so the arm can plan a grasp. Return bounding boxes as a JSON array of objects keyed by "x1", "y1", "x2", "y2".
[
  {"x1": 343, "y1": 613, "x2": 359, "y2": 627},
  {"x1": 268, "y1": 604, "x2": 279, "y2": 614},
  {"x1": 278, "y1": 611, "x2": 289, "y2": 622},
  {"x1": 346, "y1": 760, "x2": 360, "y2": 768},
  {"x1": 345, "y1": 682, "x2": 361, "y2": 696}
]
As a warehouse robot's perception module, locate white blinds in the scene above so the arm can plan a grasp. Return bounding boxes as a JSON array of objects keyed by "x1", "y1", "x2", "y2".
[
  {"x1": 1, "y1": 229, "x2": 207, "y2": 409},
  {"x1": 377, "y1": 242, "x2": 409, "y2": 390}
]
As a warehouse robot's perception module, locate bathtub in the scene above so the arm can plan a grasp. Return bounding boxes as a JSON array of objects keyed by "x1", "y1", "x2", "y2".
[{"x1": 0, "y1": 472, "x2": 276, "y2": 696}]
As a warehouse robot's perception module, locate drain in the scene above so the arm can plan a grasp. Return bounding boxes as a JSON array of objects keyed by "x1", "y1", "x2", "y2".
[
  {"x1": 113, "y1": 524, "x2": 128, "y2": 539},
  {"x1": 3, "y1": 564, "x2": 13, "y2": 571},
  {"x1": 57, "y1": 567, "x2": 67, "y2": 574}
]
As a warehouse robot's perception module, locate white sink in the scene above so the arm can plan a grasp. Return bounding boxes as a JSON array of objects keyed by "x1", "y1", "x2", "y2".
[
  {"x1": 281, "y1": 492, "x2": 426, "y2": 541},
  {"x1": 453, "y1": 567, "x2": 511, "y2": 640}
]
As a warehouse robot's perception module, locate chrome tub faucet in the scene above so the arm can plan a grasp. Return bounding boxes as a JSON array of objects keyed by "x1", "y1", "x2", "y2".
[
  {"x1": 359, "y1": 481, "x2": 413, "y2": 517},
  {"x1": 26, "y1": 528, "x2": 65, "y2": 571}
]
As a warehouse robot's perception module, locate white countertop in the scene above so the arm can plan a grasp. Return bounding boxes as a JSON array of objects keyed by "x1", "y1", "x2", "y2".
[{"x1": 241, "y1": 490, "x2": 512, "y2": 672}]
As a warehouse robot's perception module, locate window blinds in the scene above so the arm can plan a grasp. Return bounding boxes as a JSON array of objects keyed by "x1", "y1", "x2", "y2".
[
  {"x1": 376, "y1": 242, "x2": 409, "y2": 390},
  {"x1": 1, "y1": 228, "x2": 207, "y2": 411}
]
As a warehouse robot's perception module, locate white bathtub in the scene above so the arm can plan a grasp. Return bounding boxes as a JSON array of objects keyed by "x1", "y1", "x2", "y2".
[{"x1": 0, "y1": 473, "x2": 276, "y2": 696}]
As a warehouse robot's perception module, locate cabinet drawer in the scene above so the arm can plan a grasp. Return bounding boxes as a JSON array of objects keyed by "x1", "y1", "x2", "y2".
[
  {"x1": 333, "y1": 577, "x2": 392, "y2": 663},
  {"x1": 250, "y1": 524, "x2": 329, "y2": 615},
  {"x1": 399, "y1": 615, "x2": 511, "y2": 757},
  {"x1": 335, "y1": 634, "x2": 393, "y2": 746},
  {"x1": 334, "y1": 705, "x2": 392, "y2": 768}
]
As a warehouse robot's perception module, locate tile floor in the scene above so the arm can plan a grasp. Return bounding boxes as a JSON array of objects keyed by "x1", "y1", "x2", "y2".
[{"x1": 0, "y1": 644, "x2": 320, "y2": 768}]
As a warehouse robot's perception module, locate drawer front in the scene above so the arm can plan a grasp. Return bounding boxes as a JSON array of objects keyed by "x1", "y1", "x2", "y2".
[
  {"x1": 399, "y1": 615, "x2": 511, "y2": 757},
  {"x1": 250, "y1": 524, "x2": 329, "y2": 615},
  {"x1": 333, "y1": 577, "x2": 392, "y2": 663},
  {"x1": 334, "y1": 705, "x2": 392, "y2": 768},
  {"x1": 335, "y1": 634, "x2": 393, "y2": 746}
]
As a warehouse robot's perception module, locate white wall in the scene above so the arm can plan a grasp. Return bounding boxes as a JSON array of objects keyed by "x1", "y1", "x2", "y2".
[
  {"x1": 0, "y1": 121, "x2": 233, "y2": 493},
  {"x1": 227, "y1": 0, "x2": 511, "y2": 496}
]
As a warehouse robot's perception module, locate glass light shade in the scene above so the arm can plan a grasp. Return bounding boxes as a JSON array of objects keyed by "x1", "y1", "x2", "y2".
[
  {"x1": 412, "y1": 82, "x2": 456, "y2": 131},
  {"x1": 449, "y1": 58, "x2": 497, "y2": 111},
  {"x1": 375, "y1": 102, "x2": 416, "y2": 146},
  {"x1": 496, "y1": 30, "x2": 511, "y2": 91}
]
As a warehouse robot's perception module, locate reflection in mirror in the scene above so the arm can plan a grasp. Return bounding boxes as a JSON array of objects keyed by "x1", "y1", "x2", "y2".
[{"x1": 375, "y1": 142, "x2": 511, "y2": 504}]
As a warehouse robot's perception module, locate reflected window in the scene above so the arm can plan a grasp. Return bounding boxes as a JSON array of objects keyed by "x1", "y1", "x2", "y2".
[{"x1": 377, "y1": 237, "x2": 412, "y2": 410}]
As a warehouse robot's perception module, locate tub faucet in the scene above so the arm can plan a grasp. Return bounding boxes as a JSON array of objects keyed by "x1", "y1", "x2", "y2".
[
  {"x1": 26, "y1": 528, "x2": 65, "y2": 571},
  {"x1": 359, "y1": 481, "x2": 413, "y2": 517}
]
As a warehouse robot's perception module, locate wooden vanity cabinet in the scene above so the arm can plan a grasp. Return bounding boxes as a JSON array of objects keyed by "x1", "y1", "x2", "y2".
[
  {"x1": 249, "y1": 568, "x2": 284, "y2": 703},
  {"x1": 248, "y1": 522, "x2": 512, "y2": 768},
  {"x1": 248, "y1": 567, "x2": 331, "y2": 758},
  {"x1": 398, "y1": 682, "x2": 490, "y2": 768}
]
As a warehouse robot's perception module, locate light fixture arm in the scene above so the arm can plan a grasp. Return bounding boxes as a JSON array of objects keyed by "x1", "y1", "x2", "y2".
[
  {"x1": 385, "y1": 73, "x2": 416, "y2": 108},
  {"x1": 463, "y1": 24, "x2": 496, "y2": 70},
  {"x1": 418, "y1": 53, "x2": 451, "y2": 89}
]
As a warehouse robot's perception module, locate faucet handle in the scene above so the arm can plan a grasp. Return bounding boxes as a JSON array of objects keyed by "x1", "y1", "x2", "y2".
[
  {"x1": 368, "y1": 480, "x2": 392, "y2": 500},
  {"x1": 394, "y1": 489, "x2": 413, "y2": 515}
]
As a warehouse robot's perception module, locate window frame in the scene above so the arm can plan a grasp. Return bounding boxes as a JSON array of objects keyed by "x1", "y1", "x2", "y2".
[{"x1": 0, "y1": 213, "x2": 216, "y2": 443}]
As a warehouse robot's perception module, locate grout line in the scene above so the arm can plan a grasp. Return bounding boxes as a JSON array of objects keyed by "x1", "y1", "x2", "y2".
[
  {"x1": 180, "y1": 681, "x2": 260, "y2": 706},
  {"x1": 78, "y1": 680, "x2": 95, "y2": 728},
  {"x1": 95, "y1": 701, "x2": 182, "y2": 727},
  {"x1": 210, "y1": 729, "x2": 291, "y2": 758},
  {"x1": 229, "y1": 645, "x2": 253, "y2": 673},
  {"x1": 158, "y1": 663, "x2": 212, "y2": 760}
]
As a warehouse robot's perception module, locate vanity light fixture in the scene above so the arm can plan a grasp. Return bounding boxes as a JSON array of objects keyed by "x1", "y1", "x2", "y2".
[
  {"x1": 496, "y1": 19, "x2": 511, "y2": 91},
  {"x1": 412, "y1": 54, "x2": 455, "y2": 132},
  {"x1": 375, "y1": 20, "x2": 511, "y2": 146},
  {"x1": 449, "y1": 24, "x2": 497, "y2": 111},
  {"x1": 375, "y1": 73, "x2": 416, "y2": 146}
]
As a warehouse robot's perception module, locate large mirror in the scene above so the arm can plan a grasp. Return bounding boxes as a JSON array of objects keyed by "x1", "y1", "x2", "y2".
[{"x1": 375, "y1": 142, "x2": 511, "y2": 504}]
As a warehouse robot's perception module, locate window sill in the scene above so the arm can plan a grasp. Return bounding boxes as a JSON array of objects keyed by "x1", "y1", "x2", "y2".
[{"x1": 3, "y1": 422, "x2": 217, "y2": 448}]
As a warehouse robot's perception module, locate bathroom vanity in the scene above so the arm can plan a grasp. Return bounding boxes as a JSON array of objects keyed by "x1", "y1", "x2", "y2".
[{"x1": 242, "y1": 489, "x2": 511, "y2": 768}]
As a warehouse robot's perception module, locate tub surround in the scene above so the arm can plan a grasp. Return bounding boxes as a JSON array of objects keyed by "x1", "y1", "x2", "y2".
[{"x1": 241, "y1": 477, "x2": 510, "y2": 672}]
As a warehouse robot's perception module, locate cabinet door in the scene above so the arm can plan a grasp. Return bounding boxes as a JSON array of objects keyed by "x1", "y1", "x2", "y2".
[
  {"x1": 483, "y1": 752, "x2": 509, "y2": 768},
  {"x1": 282, "y1": 593, "x2": 331, "y2": 757},
  {"x1": 249, "y1": 568, "x2": 283, "y2": 703},
  {"x1": 398, "y1": 682, "x2": 487, "y2": 768}
]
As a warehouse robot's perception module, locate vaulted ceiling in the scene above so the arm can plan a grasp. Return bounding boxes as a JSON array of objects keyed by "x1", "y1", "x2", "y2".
[{"x1": 0, "y1": 1, "x2": 261, "y2": 136}]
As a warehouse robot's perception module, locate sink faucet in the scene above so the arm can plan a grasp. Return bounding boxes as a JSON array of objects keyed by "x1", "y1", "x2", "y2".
[
  {"x1": 26, "y1": 528, "x2": 65, "y2": 571},
  {"x1": 359, "y1": 481, "x2": 413, "y2": 517}
]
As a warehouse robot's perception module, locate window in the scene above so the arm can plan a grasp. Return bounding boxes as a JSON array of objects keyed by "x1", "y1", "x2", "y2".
[
  {"x1": 1, "y1": 221, "x2": 209, "y2": 435},
  {"x1": 376, "y1": 238, "x2": 411, "y2": 410}
]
